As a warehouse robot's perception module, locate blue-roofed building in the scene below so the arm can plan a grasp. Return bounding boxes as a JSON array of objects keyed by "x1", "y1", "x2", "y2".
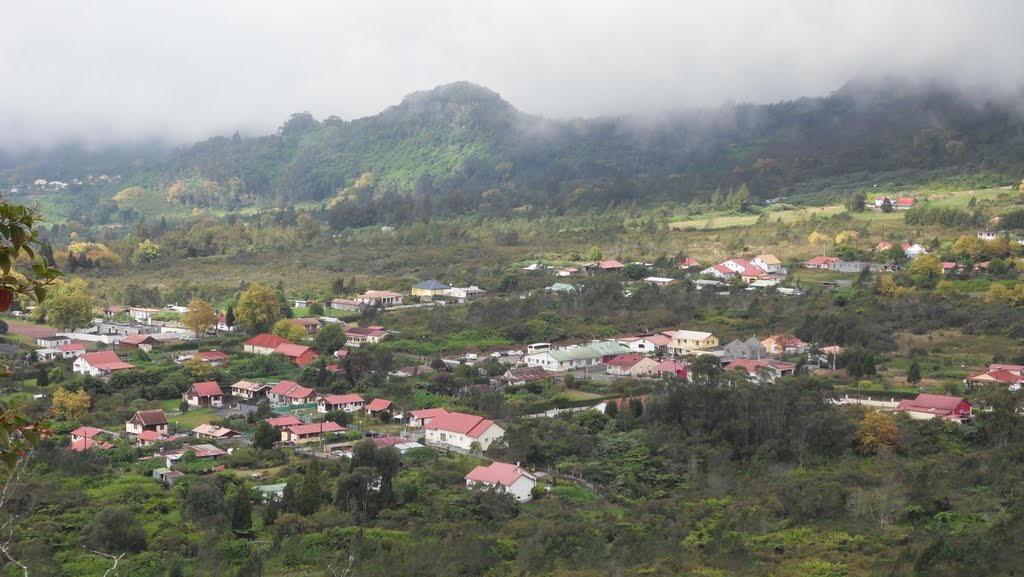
[{"x1": 411, "y1": 280, "x2": 451, "y2": 297}]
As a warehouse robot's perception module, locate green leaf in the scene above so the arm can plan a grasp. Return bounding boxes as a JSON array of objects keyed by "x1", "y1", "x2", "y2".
[
  {"x1": 0, "y1": 254, "x2": 10, "y2": 275},
  {"x1": 33, "y1": 286, "x2": 45, "y2": 303},
  {"x1": 2, "y1": 451, "x2": 18, "y2": 473}
]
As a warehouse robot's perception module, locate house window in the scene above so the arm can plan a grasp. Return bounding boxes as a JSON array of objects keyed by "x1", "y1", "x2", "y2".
[{"x1": 440, "y1": 433, "x2": 447, "y2": 442}]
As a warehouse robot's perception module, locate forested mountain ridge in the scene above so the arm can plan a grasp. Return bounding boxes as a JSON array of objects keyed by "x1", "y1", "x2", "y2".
[
  {"x1": 161, "y1": 79, "x2": 1024, "y2": 208},
  {"x1": 7, "y1": 79, "x2": 1024, "y2": 226}
]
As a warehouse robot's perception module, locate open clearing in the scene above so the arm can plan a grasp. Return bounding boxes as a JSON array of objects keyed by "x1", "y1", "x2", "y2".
[{"x1": 670, "y1": 205, "x2": 847, "y2": 230}]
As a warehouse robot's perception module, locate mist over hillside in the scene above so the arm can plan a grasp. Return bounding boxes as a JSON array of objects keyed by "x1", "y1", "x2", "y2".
[{"x1": 3, "y1": 78, "x2": 1024, "y2": 227}]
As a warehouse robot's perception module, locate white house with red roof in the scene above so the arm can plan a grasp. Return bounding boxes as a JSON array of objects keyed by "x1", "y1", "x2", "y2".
[
  {"x1": 804, "y1": 256, "x2": 841, "y2": 269},
  {"x1": 701, "y1": 258, "x2": 768, "y2": 283},
  {"x1": 281, "y1": 421, "x2": 344, "y2": 444},
  {"x1": 425, "y1": 411, "x2": 505, "y2": 451},
  {"x1": 605, "y1": 354, "x2": 660, "y2": 377},
  {"x1": 268, "y1": 381, "x2": 317, "y2": 405},
  {"x1": 57, "y1": 343, "x2": 86, "y2": 358},
  {"x1": 318, "y1": 393, "x2": 365, "y2": 413},
  {"x1": 894, "y1": 197, "x2": 915, "y2": 210},
  {"x1": 243, "y1": 334, "x2": 292, "y2": 355},
  {"x1": 894, "y1": 394, "x2": 971, "y2": 422},
  {"x1": 465, "y1": 461, "x2": 537, "y2": 502},
  {"x1": 964, "y1": 364, "x2": 1024, "y2": 390},
  {"x1": 182, "y1": 381, "x2": 224, "y2": 407},
  {"x1": 73, "y1": 351, "x2": 135, "y2": 377},
  {"x1": 406, "y1": 407, "x2": 449, "y2": 428}
]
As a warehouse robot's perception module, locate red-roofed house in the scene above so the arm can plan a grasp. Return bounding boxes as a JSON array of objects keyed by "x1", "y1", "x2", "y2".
[
  {"x1": 74, "y1": 351, "x2": 135, "y2": 377},
  {"x1": 894, "y1": 394, "x2": 971, "y2": 422},
  {"x1": 465, "y1": 461, "x2": 537, "y2": 502},
  {"x1": 605, "y1": 354, "x2": 659, "y2": 377},
  {"x1": 281, "y1": 421, "x2": 344, "y2": 444},
  {"x1": 318, "y1": 394, "x2": 365, "y2": 413},
  {"x1": 117, "y1": 334, "x2": 160, "y2": 351},
  {"x1": 264, "y1": 415, "x2": 302, "y2": 429},
  {"x1": 679, "y1": 256, "x2": 701, "y2": 269},
  {"x1": 243, "y1": 334, "x2": 292, "y2": 355},
  {"x1": 406, "y1": 407, "x2": 449, "y2": 428},
  {"x1": 804, "y1": 256, "x2": 841, "y2": 269},
  {"x1": 425, "y1": 411, "x2": 505, "y2": 451},
  {"x1": 268, "y1": 381, "x2": 317, "y2": 405},
  {"x1": 364, "y1": 398, "x2": 394, "y2": 418},
  {"x1": 760, "y1": 335, "x2": 811, "y2": 355},
  {"x1": 182, "y1": 381, "x2": 224, "y2": 407},
  {"x1": 126, "y1": 409, "x2": 169, "y2": 437},
  {"x1": 273, "y1": 343, "x2": 318, "y2": 365},
  {"x1": 653, "y1": 360, "x2": 688, "y2": 379},
  {"x1": 70, "y1": 426, "x2": 103, "y2": 443},
  {"x1": 725, "y1": 359, "x2": 797, "y2": 382},
  {"x1": 135, "y1": 429, "x2": 170, "y2": 447},
  {"x1": 701, "y1": 258, "x2": 768, "y2": 283},
  {"x1": 964, "y1": 364, "x2": 1024, "y2": 390},
  {"x1": 895, "y1": 197, "x2": 915, "y2": 210}
]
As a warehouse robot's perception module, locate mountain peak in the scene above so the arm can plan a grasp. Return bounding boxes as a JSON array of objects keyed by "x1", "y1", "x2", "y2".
[{"x1": 400, "y1": 81, "x2": 509, "y2": 107}]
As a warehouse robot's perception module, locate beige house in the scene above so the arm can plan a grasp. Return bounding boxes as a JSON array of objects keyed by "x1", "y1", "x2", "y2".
[
  {"x1": 667, "y1": 330, "x2": 719, "y2": 356},
  {"x1": 356, "y1": 290, "x2": 404, "y2": 307},
  {"x1": 424, "y1": 412, "x2": 505, "y2": 451},
  {"x1": 281, "y1": 421, "x2": 344, "y2": 444}
]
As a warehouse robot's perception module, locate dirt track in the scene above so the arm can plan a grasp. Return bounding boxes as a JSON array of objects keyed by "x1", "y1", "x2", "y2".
[{"x1": 5, "y1": 320, "x2": 56, "y2": 339}]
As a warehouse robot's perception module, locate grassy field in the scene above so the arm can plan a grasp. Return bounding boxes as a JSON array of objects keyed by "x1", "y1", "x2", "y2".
[
  {"x1": 564, "y1": 389, "x2": 602, "y2": 401},
  {"x1": 669, "y1": 205, "x2": 847, "y2": 230},
  {"x1": 922, "y1": 187, "x2": 1009, "y2": 209}
]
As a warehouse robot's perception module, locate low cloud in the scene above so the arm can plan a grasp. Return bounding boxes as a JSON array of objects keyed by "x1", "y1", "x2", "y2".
[{"x1": 1, "y1": 0, "x2": 1021, "y2": 148}]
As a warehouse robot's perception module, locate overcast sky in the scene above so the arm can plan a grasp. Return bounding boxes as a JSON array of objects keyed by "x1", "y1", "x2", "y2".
[{"x1": 2, "y1": 0, "x2": 1021, "y2": 149}]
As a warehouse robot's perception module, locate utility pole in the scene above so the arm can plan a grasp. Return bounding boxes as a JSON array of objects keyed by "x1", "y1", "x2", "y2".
[{"x1": 249, "y1": 540, "x2": 271, "y2": 577}]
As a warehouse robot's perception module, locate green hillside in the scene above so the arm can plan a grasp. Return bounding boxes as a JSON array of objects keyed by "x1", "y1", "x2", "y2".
[{"x1": 5, "y1": 79, "x2": 1024, "y2": 229}]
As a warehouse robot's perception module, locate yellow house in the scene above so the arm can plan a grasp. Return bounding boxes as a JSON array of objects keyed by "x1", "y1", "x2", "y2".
[
  {"x1": 668, "y1": 330, "x2": 719, "y2": 356},
  {"x1": 411, "y1": 280, "x2": 451, "y2": 297}
]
